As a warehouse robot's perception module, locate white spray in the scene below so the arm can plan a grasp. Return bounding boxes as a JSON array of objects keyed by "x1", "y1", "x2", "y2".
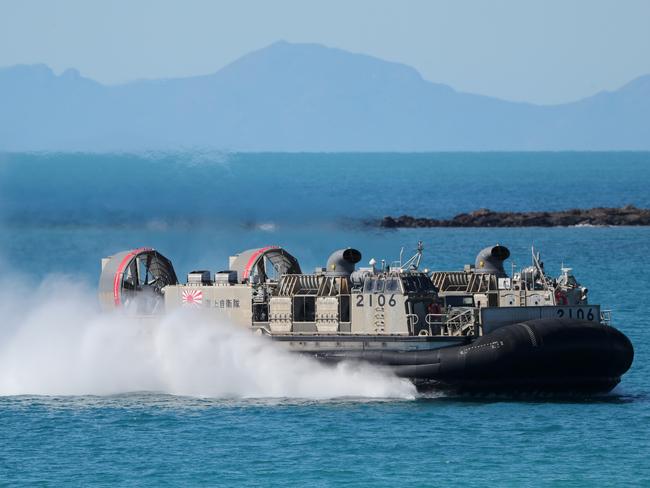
[{"x1": 0, "y1": 275, "x2": 415, "y2": 399}]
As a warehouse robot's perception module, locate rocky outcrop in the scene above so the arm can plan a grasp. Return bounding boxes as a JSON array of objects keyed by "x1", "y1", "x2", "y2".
[{"x1": 381, "y1": 205, "x2": 650, "y2": 228}]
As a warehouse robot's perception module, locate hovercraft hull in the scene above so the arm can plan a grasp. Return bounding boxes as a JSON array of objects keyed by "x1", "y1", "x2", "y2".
[{"x1": 277, "y1": 319, "x2": 634, "y2": 394}]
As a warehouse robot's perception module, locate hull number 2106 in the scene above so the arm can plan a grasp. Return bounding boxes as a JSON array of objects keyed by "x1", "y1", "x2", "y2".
[
  {"x1": 356, "y1": 294, "x2": 397, "y2": 307},
  {"x1": 556, "y1": 307, "x2": 596, "y2": 321}
]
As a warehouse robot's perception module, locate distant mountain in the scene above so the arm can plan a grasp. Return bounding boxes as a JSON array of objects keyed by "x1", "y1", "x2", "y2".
[{"x1": 1, "y1": 41, "x2": 649, "y2": 151}]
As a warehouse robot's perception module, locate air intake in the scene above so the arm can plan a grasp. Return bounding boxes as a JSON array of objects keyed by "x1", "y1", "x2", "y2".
[
  {"x1": 475, "y1": 245, "x2": 510, "y2": 277},
  {"x1": 326, "y1": 248, "x2": 362, "y2": 277}
]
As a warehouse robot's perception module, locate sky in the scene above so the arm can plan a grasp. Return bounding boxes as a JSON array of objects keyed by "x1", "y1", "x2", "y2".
[{"x1": 1, "y1": 0, "x2": 649, "y2": 105}]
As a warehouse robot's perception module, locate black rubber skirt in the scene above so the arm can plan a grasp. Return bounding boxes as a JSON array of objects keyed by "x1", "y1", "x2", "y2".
[{"x1": 316, "y1": 319, "x2": 634, "y2": 394}]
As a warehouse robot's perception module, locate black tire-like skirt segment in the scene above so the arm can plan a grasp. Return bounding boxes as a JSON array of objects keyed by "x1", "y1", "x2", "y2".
[
  {"x1": 313, "y1": 319, "x2": 634, "y2": 393},
  {"x1": 430, "y1": 319, "x2": 634, "y2": 393}
]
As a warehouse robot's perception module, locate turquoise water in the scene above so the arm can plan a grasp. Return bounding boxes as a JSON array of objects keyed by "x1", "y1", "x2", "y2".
[{"x1": 1, "y1": 152, "x2": 649, "y2": 486}]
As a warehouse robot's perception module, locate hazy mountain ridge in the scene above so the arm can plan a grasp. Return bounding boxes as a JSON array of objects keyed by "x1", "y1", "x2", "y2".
[{"x1": 1, "y1": 41, "x2": 648, "y2": 151}]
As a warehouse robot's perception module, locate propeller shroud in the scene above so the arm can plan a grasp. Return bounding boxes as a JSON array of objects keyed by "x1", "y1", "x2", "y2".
[{"x1": 98, "y1": 248, "x2": 178, "y2": 314}]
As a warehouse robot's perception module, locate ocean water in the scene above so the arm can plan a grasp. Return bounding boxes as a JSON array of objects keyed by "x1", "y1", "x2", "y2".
[{"x1": 0, "y1": 152, "x2": 649, "y2": 486}]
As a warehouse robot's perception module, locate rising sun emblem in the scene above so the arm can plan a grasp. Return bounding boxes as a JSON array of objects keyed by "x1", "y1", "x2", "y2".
[{"x1": 181, "y1": 289, "x2": 203, "y2": 306}]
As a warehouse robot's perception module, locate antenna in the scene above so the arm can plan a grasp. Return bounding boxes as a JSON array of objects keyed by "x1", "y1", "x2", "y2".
[
  {"x1": 531, "y1": 244, "x2": 553, "y2": 292},
  {"x1": 400, "y1": 241, "x2": 424, "y2": 271}
]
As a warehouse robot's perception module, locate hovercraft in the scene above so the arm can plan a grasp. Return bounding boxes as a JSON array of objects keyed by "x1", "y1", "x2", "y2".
[{"x1": 98, "y1": 243, "x2": 633, "y2": 393}]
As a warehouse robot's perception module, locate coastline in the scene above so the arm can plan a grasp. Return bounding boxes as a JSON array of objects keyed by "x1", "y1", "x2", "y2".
[{"x1": 381, "y1": 205, "x2": 650, "y2": 228}]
